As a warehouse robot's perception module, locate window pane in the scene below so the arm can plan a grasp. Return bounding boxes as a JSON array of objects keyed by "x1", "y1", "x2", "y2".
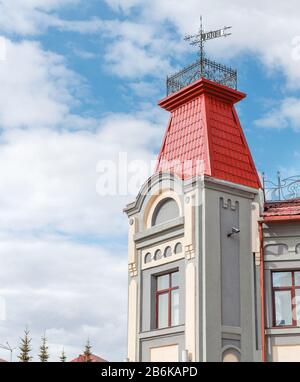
[
  {"x1": 295, "y1": 272, "x2": 300, "y2": 286},
  {"x1": 174, "y1": 243, "x2": 182, "y2": 254},
  {"x1": 275, "y1": 290, "x2": 292, "y2": 326},
  {"x1": 171, "y1": 289, "x2": 179, "y2": 326},
  {"x1": 157, "y1": 275, "x2": 169, "y2": 291},
  {"x1": 273, "y1": 272, "x2": 292, "y2": 287},
  {"x1": 295, "y1": 290, "x2": 300, "y2": 325},
  {"x1": 158, "y1": 293, "x2": 169, "y2": 328},
  {"x1": 164, "y1": 246, "x2": 172, "y2": 258},
  {"x1": 154, "y1": 249, "x2": 162, "y2": 261},
  {"x1": 171, "y1": 272, "x2": 179, "y2": 288}
]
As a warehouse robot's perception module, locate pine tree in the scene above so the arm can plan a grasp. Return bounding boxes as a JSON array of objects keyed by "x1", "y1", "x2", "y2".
[
  {"x1": 18, "y1": 328, "x2": 32, "y2": 362},
  {"x1": 83, "y1": 339, "x2": 93, "y2": 362},
  {"x1": 39, "y1": 333, "x2": 50, "y2": 362},
  {"x1": 60, "y1": 348, "x2": 67, "y2": 362}
]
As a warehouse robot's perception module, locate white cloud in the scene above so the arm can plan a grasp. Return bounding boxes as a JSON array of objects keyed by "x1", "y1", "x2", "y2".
[
  {"x1": 0, "y1": 235, "x2": 127, "y2": 361},
  {"x1": 100, "y1": 19, "x2": 183, "y2": 80},
  {"x1": 0, "y1": 38, "x2": 82, "y2": 129},
  {"x1": 104, "y1": 0, "x2": 300, "y2": 88},
  {"x1": 105, "y1": 0, "x2": 142, "y2": 12},
  {"x1": 0, "y1": 0, "x2": 80, "y2": 35},
  {"x1": 0, "y1": 28, "x2": 165, "y2": 361},
  {"x1": 0, "y1": 0, "x2": 105, "y2": 36},
  {"x1": 0, "y1": 114, "x2": 160, "y2": 238},
  {"x1": 104, "y1": 39, "x2": 172, "y2": 79},
  {"x1": 255, "y1": 97, "x2": 300, "y2": 131}
]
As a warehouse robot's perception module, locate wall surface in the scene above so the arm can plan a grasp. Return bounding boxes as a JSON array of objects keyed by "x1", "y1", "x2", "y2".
[
  {"x1": 263, "y1": 221, "x2": 300, "y2": 362},
  {"x1": 125, "y1": 173, "x2": 262, "y2": 362}
]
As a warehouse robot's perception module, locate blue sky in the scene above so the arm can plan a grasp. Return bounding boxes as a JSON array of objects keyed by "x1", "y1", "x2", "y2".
[{"x1": 0, "y1": 0, "x2": 299, "y2": 362}]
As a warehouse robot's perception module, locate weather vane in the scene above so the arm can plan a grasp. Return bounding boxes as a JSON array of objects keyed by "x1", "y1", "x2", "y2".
[
  {"x1": 184, "y1": 16, "x2": 232, "y2": 63},
  {"x1": 166, "y1": 16, "x2": 237, "y2": 95}
]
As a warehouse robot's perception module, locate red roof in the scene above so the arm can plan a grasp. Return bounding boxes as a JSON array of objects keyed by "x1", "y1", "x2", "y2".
[
  {"x1": 156, "y1": 78, "x2": 261, "y2": 189},
  {"x1": 71, "y1": 354, "x2": 107, "y2": 362},
  {"x1": 264, "y1": 198, "x2": 300, "y2": 222}
]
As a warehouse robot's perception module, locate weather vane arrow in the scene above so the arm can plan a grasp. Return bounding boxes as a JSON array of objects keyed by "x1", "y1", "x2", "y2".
[{"x1": 184, "y1": 16, "x2": 232, "y2": 62}]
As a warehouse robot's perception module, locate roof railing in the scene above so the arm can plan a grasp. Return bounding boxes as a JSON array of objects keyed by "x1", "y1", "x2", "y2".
[
  {"x1": 167, "y1": 58, "x2": 237, "y2": 96},
  {"x1": 263, "y1": 172, "x2": 300, "y2": 201}
]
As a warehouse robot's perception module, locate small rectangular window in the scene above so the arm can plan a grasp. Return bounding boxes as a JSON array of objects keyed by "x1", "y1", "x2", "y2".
[
  {"x1": 272, "y1": 272, "x2": 292, "y2": 287},
  {"x1": 274, "y1": 290, "x2": 293, "y2": 326},
  {"x1": 156, "y1": 271, "x2": 179, "y2": 329},
  {"x1": 157, "y1": 274, "x2": 169, "y2": 291},
  {"x1": 272, "y1": 271, "x2": 300, "y2": 327},
  {"x1": 158, "y1": 293, "x2": 169, "y2": 328}
]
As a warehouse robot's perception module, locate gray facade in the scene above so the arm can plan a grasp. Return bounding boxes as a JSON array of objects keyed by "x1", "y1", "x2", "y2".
[
  {"x1": 263, "y1": 221, "x2": 300, "y2": 362},
  {"x1": 125, "y1": 173, "x2": 263, "y2": 362}
]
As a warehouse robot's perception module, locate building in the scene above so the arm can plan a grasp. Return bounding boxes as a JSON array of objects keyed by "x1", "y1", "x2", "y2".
[
  {"x1": 71, "y1": 354, "x2": 107, "y2": 362},
  {"x1": 124, "y1": 24, "x2": 300, "y2": 362}
]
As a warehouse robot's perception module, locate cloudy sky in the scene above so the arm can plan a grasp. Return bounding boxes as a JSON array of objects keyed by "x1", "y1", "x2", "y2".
[{"x1": 0, "y1": 0, "x2": 299, "y2": 362}]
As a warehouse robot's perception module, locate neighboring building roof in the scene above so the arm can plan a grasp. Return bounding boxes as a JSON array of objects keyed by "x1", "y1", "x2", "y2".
[
  {"x1": 156, "y1": 78, "x2": 261, "y2": 189},
  {"x1": 71, "y1": 354, "x2": 107, "y2": 362},
  {"x1": 0, "y1": 358, "x2": 8, "y2": 362},
  {"x1": 263, "y1": 198, "x2": 300, "y2": 222}
]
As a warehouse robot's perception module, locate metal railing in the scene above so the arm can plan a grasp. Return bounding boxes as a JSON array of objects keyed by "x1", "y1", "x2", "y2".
[
  {"x1": 167, "y1": 58, "x2": 237, "y2": 96},
  {"x1": 263, "y1": 172, "x2": 300, "y2": 201}
]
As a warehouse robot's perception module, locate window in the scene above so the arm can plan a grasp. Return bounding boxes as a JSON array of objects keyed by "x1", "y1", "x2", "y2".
[
  {"x1": 144, "y1": 253, "x2": 152, "y2": 264},
  {"x1": 154, "y1": 249, "x2": 162, "y2": 261},
  {"x1": 152, "y1": 198, "x2": 179, "y2": 226},
  {"x1": 272, "y1": 271, "x2": 300, "y2": 327},
  {"x1": 164, "y1": 246, "x2": 172, "y2": 258},
  {"x1": 174, "y1": 242, "x2": 183, "y2": 254},
  {"x1": 156, "y1": 271, "x2": 179, "y2": 329}
]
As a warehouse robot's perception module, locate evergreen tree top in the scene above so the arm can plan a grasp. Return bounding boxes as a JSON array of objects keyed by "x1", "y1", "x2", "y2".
[
  {"x1": 60, "y1": 348, "x2": 67, "y2": 362},
  {"x1": 83, "y1": 339, "x2": 93, "y2": 362},
  {"x1": 18, "y1": 328, "x2": 32, "y2": 362},
  {"x1": 39, "y1": 334, "x2": 50, "y2": 362}
]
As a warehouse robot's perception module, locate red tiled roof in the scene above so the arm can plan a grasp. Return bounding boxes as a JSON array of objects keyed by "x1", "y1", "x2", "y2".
[
  {"x1": 156, "y1": 78, "x2": 261, "y2": 189},
  {"x1": 71, "y1": 354, "x2": 107, "y2": 362},
  {"x1": 264, "y1": 198, "x2": 300, "y2": 221}
]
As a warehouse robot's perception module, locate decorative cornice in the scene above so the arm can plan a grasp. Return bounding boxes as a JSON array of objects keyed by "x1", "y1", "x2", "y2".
[{"x1": 158, "y1": 77, "x2": 246, "y2": 112}]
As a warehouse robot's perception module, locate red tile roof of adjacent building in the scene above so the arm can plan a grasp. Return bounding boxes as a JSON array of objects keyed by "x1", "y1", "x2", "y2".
[
  {"x1": 71, "y1": 353, "x2": 107, "y2": 362},
  {"x1": 263, "y1": 198, "x2": 300, "y2": 222},
  {"x1": 156, "y1": 78, "x2": 261, "y2": 189}
]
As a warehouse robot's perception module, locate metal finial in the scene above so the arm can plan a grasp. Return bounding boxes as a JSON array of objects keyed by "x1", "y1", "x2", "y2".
[{"x1": 167, "y1": 17, "x2": 236, "y2": 95}]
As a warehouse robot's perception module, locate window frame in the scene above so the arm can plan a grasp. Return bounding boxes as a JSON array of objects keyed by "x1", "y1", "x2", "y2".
[
  {"x1": 155, "y1": 271, "x2": 179, "y2": 329},
  {"x1": 272, "y1": 270, "x2": 300, "y2": 328}
]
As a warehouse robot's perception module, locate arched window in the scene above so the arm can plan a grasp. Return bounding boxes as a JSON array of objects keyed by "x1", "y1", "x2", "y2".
[
  {"x1": 174, "y1": 242, "x2": 183, "y2": 254},
  {"x1": 265, "y1": 244, "x2": 288, "y2": 256},
  {"x1": 154, "y1": 249, "x2": 162, "y2": 261},
  {"x1": 164, "y1": 246, "x2": 172, "y2": 258},
  {"x1": 152, "y1": 198, "x2": 179, "y2": 227},
  {"x1": 144, "y1": 253, "x2": 152, "y2": 264}
]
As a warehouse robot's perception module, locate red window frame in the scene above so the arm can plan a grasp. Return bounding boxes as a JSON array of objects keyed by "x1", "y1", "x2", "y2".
[
  {"x1": 272, "y1": 270, "x2": 300, "y2": 328},
  {"x1": 155, "y1": 271, "x2": 179, "y2": 329}
]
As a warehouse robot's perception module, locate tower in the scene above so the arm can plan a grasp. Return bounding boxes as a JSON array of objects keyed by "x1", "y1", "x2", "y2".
[{"x1": 124, "y1": 21, "x2": 263, "y2": 362}]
